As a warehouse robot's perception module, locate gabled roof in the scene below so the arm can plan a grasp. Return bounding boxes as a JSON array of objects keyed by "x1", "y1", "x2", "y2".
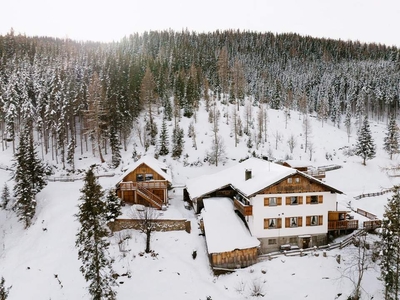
[
  {"x1": 202, "y1": 197, "x2": 260, "y2": 253},
  {"x1": 186, "y1": 157, "x2": 342, "y2": 199},
  {"x1": 117, "y1": 156, "x2": 172, "y2": 184}
]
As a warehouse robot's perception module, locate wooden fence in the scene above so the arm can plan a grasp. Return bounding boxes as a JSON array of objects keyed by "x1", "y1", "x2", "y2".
[
  {"x1": 258, "y1": 230, "x2": 366, "y2": 261},
  {"x1": 354, "y1": 188, "x2": 393, "y2": 200}
]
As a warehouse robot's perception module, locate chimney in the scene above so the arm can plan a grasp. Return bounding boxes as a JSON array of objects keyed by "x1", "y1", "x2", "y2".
[{"x1": 245, "y1": 169, "x2": 252, "y2": 181}]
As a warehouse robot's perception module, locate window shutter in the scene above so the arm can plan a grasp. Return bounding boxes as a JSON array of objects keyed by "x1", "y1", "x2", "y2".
[
  {"x1": 306, "y1": 216, "x2": 311, "y2": 226},
  {"x1": 298, "y1": 196, "x2": 303, "y2": 205},
  {"x1": 286, "y1": 197, "x2": 290, "y2": 205},
  {"x1": 298, "y1": 217, "x2": 303, "y2": 227},
  {"x1": 277, "y1": 197, "x2": 282, "y2": 205},
  {"x1": 319, "y1": 215, "x2": 323, "y2": 225},
  {"x1": 318, "y1": 195, "x2": 323, "y2": 203},
  {"x1": 277, "y1": 218, "x2": 282, "y2": 228},
  {"x1": 306, "y1": 196, "x2": 311, "y2": 204},
  {"x1": 264, "y1": 197, "x2": 269, "y2": 206},
  {"x1": 285, "y1": 217, "x2": 290, "y2": 228},
  {"x1": 264, "y1": 219, "x2": 269, "y2": 229}
]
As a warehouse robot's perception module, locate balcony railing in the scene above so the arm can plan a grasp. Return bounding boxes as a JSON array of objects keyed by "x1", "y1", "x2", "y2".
[
  {"x1": 120, "y1": 180, "x2": 168, "y2": 190},
  {"x1": 328, "y1": 220, "x2": 358, "y2": 231},
  {"x1": 234, "y1": 198, "x2": 253, "y2": 216}
]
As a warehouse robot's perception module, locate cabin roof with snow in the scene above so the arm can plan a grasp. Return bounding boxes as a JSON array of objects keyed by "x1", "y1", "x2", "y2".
[
  {"x1": 186, "y1": 157, "x2": 342, "y2": 199},
  {"x1": 202, "y1": 197, "x2": 260, "y2": 253},
  {"x1": 117, "y1": 156, "x2": 172, "y2": 184}
]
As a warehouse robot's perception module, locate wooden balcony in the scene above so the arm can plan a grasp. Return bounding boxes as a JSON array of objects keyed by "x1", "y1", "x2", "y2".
[
  {"x1": 305, "y1": 169, "x2": 326, "y2": 179},
  {"x1": 328, "y1": 220, "x2": 358, "y2": 231},
  {"x1": 120, "y1": 180, "x2": 168, "y2": 190},
  {"x1": 234, "y1": 199, "x2": 253, "y2": 216}
]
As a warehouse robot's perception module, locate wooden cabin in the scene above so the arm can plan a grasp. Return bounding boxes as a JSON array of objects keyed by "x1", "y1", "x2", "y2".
[{"x1": 116, "y1": 156, "x2": 171, "y2": 209}]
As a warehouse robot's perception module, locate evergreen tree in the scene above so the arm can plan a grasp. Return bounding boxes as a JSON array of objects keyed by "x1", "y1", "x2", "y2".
[
  {"x1": 105, "y1": 189, "x2": 122, "y2": 223},
  {"x1": 378, "y1": 186, "x2": 400, "y2": 300},
  {"x1": 67, "y1": 136, "x2": 76, "y2": 172},
  {"x1": 75, "y1": 167, "x2": 117, "y2": 300},
  {"x1": 109, "y1": 125, "x2": 121, "y2": 168},
  {"x1": 0, "y1": 276, "x2": 11, "y2": 300},
  {"x1": 158, "y1": 117, "x2": 169, "y2": 156},
  {"x1": 13, "y1": 124, "x2": 47, "y2": 228},
  {"x1": 172, "y1": 124, "x2": 184, "y2": 158},
  {"x1": 1, "y1": 184, "x2": 10, "y2": 210},
  {"x1": 384, "y1": 114, "x2": 400, "y2": 160},
  {"x1": 355, "y1": 117, "x2": 376, "y2": 165}
]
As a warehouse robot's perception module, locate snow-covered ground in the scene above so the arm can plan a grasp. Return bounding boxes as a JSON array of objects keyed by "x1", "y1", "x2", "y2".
[{"x1": 1, "y1": 103, "x2": 400, "y2": 299}]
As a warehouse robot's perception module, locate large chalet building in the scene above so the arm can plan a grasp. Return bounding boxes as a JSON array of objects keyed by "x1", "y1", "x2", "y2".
[{"x1": 185, "y1": 157, "x2": 347, "y2": 253}]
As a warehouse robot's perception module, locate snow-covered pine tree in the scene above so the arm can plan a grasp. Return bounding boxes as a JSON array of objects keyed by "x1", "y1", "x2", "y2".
[
  {"x1": 1, "y1": 184, "x2": 10, "y2": 210},
  {"x1": 0, "y1": 276, "x2": 11, "y2": 300},
  {"x1": 75, "y1": 166, "x2": 117, "y2": 300},
  {"x1": 67, "y1": 135, "x2": 76, "y2": 172},
  {"x1": 172, "y1": 124, "x2": 184, "y2": 158},
  {"x1": 158, "y1": 117, "x2": 169, "y2": 156},
  {"x1": 355, "y1": 117, "x2": 376, "y2": 165},
  {"x1": 13, "y1": 123, "x2": 47, "y2": 228},
  {"x1": 383, "y1": 114, "x2": 400, "y2": 160},
  {"x1": 378, "y1": 185, "x2": 400, "y2": 300},
  {"x1": 105, "y1": 189, "x2": 122, "y2": 223},
  {"x1": 109, "y1": 125, "x2": 121, "y2": 168}
]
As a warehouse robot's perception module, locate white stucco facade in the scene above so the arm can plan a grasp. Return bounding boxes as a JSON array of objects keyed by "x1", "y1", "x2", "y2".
[{"x1": 247, "y1": 191, "x2": 337, "y2": 239}]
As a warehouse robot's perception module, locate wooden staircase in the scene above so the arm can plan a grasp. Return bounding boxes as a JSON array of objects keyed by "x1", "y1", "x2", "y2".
[{"x1": 137, "y1": 185, "x2": 164, "y2": 209}]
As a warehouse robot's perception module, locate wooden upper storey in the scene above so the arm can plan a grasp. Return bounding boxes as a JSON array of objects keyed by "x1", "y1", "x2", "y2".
[{"x1": 121, "y1": 163, "x2": 167, "y2": 183}]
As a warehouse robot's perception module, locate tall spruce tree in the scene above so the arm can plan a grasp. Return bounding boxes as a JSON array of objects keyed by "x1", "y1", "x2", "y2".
[
  {"x1": 158, "y1": 117, "x2": 169, "y2": 156},
  {"x1": 384, "y1": 114, "x2": 400, "y2": 160},
  {"x1": 378, "y1": 186, "x2": 400, "y2": 300},
  {"x1": 75, "y1": 166, "x2": 117, "y2": 300},
  {"x1": 172, "y1": 124, "x2": 184, "y2": 158},
  {"x1": 355, "y1": 117, "x2": 376, "y2": 165},
  {"x1": 13, "y1": 124, "x2": 47, "y2": 228}
]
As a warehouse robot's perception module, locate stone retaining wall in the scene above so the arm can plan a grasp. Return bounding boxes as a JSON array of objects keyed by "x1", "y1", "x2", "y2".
[{"x1": 108, "y1": 218, "x2": 191, "y2": 233}]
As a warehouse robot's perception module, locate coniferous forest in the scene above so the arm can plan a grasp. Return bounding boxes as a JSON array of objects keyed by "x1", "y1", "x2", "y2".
[{"x1": 0, "y1": 28, "x2": 399, "y2": 170}]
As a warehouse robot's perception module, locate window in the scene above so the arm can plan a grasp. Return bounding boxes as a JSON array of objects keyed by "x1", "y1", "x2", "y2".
[
  {"x1": 306, "y1": 215, "x2": 323, "y2": 226},
  {"x1": 136, "y1": 174, "x2": 144, "y2": 181},
  {"x1": 311, "y1": 215, "x2": 318, "y2": 225},
  {"x1": 287, "y1": 178, "x2": 293, "y2": 183},
  {"x1": 264, "y1": 197, "x2": 281, "y2": 206},
  {"x1": 291, "y1": 196, "x2": 298, "y2": 205},
  {"x1": 295, "y1": 177, "x2": 300, "y2": 183},
  {"x1": 145, "y1": 173, "x2": 154, "y2": 181},
  {"x1": 285, "y1": 216, "x2": 303, "y2": 228},
  {"x1": 264, "y1": 218, "x2": 281, "y2": 229},
  {"x1": 268, "y1": 239, "x2": 277, "y2": 245},
  {"x1": 286, "y1": 196, "x2": 303, "y2": 205},
  {"x1": 310, "y1": 195, "x2": 318, "y2": 204}
]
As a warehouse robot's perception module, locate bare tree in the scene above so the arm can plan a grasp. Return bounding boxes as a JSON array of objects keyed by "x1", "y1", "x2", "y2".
[
  {"x1": 287, "y1": 134, "x2": 297, "y2": 154},
  {"x1": 341, "y1": 234, "x2": 374, "y2": 300},
  {"x1": 308, "y1": 142, "x2": 314, "y2": 161},
  {"x1": 303, "y1": 116, "x2": 312, "y2": 153},
  {"x1": 273, "y1": 130, "x2": 282, "y2": 150},
  {"x1": 243, "y1": 101, "x2": 253, "y2": 136},
  {"x1": 207, "y1": 135, "x2": 226, "y2": 167},
  {"x1": 217, "y1": 46, "x2": 230, "y2": 103},
  {"x1": 132, "y1": 206, "x2": 159, "y2": 254}
]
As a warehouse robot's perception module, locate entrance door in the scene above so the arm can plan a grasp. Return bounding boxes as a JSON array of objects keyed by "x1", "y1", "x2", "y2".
[{"x1": 302, "y1": 237, "x2": 311, "y2": 249}]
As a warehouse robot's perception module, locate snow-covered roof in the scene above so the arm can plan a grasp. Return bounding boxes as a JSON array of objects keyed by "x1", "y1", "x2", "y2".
[
  {"x1": 202, "y1": 197, "x2": 260, "y2": 253},
  {"x1": 186, "y1": 157, "x2": 342, "y2": 199},
  {"x1": 186, "y1": 157, "x2": 296, "y2": 199},
  {"x1": 282, "y1": 160, "x2": 312, "y2": 168},
  {"x1": 117, "y1": 156, "x2": 172, "y2": 184}
]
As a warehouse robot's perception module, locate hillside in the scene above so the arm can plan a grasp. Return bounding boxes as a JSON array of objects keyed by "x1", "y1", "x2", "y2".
[{"x1": 1, "y1": 96, "x2": 400, "y2": 299}]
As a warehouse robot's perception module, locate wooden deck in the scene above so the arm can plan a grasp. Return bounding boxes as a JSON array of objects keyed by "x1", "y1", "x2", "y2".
[{"x1": 328, "y1": 220, "x2": 358, "y2": 231}]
